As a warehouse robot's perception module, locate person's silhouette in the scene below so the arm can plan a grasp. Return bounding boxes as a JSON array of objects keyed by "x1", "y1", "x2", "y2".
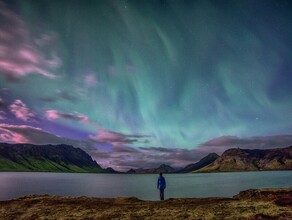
[{"x1": 157, "y1": 172, "x2": 166, "y2": 200}]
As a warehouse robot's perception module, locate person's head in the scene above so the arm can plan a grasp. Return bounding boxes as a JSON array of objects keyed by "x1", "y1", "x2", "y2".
[{"x1": 160, "y1": 172, "x2": 163, "y2": 176}]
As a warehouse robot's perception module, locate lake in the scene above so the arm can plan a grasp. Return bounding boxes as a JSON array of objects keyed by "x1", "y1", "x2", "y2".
[{"x1": 0, "y1": 171, "x2": 291, "y2": 201}]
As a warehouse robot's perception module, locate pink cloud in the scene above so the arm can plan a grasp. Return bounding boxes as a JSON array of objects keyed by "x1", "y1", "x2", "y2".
[
  {"x1": 45, "y1": 110, "x2": 59, "y2": 120},
  {"x1": 89, "y1": 128, "x2": 149, "y2": 147},
  {"x1": 89, "y1": 129, "x2": 125, "y2": 143},
  {"x1": 9, "y1": 100, "x2": 35, "y2": 121},
  {"x1": 0, "y1": 124, "x2": 39, "y2": 143},
  {"x1": 0, "y1": 4, "x2": 61, "y2": 80},
  {"x1": 0, "y1": 124, "x2": 93, "y2": 149},
  {"x1": 45, "y1": 110, "x2": 89, "y2": 123},
  {"x1": 0, "y1": 125, "x2": 31, "y2": 143},
  {"x1": 0, "y1": 129, "x2": 28, "y2": 143}
]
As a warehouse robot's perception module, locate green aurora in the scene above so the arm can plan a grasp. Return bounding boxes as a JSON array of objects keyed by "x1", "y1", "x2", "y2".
[{"x1": 0, "y1": 0, "x2": 291, "y2": 170}]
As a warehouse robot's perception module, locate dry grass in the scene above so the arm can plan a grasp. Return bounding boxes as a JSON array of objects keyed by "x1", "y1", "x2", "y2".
[{"x1": 0, "y1": 188, "x2": 291, "y2": 220}]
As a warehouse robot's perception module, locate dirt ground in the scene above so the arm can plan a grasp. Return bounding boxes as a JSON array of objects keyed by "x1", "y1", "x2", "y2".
[{"x1": 0, "y1": 188, "x2": 291, "y2": 220}]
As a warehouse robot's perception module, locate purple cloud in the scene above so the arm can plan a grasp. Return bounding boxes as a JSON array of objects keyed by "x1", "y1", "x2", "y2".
[
  {"x1": 0, "y1": 124, "x2": 30, "y2": 143},
  {"x1": 0, "y1": 123, "x2": 95, "y2": 151},
  {"x1": 9, "y1": 99, "x2": 35, "y2": 121},
  {"x1": 89, "y1": 129, "x2": 149, "y2": 147},
  {"x1": 45, "y1": 110, "x2": 89, "y2": 123},
  {"x1": 0, "y1": 3, "x2": 61, "y2": 80}
]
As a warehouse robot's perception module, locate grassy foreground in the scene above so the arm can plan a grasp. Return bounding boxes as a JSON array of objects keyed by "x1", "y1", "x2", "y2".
[{"x1": 0, "y1": 188, "x2": 291, "y2": 220}]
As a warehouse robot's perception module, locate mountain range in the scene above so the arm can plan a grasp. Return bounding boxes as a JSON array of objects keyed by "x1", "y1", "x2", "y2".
[
  {"x1": 128, "y1": 153, "x2": 219, "y2": 174},
  {"x1": 127, "y1": 146, "x2": 292, "y2": 173},
  {"x1": 0, "y1": 142, "x2": 291, "y2": 173},
  {"x1": 0, "y1": 143, "x2": 116, "y2": 173},
  {"x1": 195, "y1": 146, "x2": 292, "y2": 172}
]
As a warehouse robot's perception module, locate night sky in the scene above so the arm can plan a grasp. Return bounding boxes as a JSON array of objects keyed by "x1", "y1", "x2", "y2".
[{"x1": 0, "y1": 0, "x2": 292, "y2": 171}]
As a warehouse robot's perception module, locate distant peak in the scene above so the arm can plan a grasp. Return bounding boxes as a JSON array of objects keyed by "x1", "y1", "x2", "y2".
[
  {"x1": 206, "y1": 153, "x2": 219, "y2": 157},
  {"x1": 158, "y1": 164, "x2": 172, "y2": 168}
]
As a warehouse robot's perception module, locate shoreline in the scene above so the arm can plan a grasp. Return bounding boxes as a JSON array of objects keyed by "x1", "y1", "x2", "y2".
[
  {"x1": 0, "y1": 188, "x2": 291, "y2": 219},
  {"x1": 0, "y1": 169, "x2": 291, "y2": 174}
]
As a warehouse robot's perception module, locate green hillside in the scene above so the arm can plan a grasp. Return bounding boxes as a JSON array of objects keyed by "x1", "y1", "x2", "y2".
[{"x1": 0, "y1": 143, "x2": 109, "y2": 173}]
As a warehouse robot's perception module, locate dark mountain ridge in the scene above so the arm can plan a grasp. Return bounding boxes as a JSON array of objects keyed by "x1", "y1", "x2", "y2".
[{"x1": 0, "y1": 143, "x2": 115, "y2": 173}]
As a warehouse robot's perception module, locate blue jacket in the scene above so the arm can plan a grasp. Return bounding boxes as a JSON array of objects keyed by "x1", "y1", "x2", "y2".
[{"x1": 157, "y1": 176, "x2": 166, "y2": 189}]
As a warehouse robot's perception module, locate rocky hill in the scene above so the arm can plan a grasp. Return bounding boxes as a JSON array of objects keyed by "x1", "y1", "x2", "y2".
[
  {"x1": 0, "y1": 143, "x2": 114, "y2": 173},
  {"x1": 180, "y1": 153, "x2": 219, "y2": 173},
  {"x1": 196, "y1": 146, "x2": 292, "y2": 172}
]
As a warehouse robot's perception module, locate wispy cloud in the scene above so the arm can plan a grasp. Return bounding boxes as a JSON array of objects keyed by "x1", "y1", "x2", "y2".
[
  {"x1": 56, "y1": 91, "x2": 78, "y2": 103},
  {"x1": 0, "y1": 124, "x2": 32, "y2": 143},
  {"x1": 89, "y1": 129, "x2": 149, "y2": 147},
  {"x1": 45, "y1": 110, "x2": 89, "y2": 123},
  {"x1": 40, "y1": 90, "x2": 78, "y2": 103},
  {"x1": 9, "y1": 100, "x2": 35, "y2": 121},
  {"x1": 0, "y1": 3, "x2": 61, "y2": 80},
  {"x1": 0, "y1": 123, "x2": 94, "y2": 150},
  {"x1": 200, "y1": 135, "x2": 292, "y2": 151}
]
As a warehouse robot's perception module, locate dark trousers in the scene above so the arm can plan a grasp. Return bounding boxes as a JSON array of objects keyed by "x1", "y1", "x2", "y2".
[{"x1": 159, "y1": 188, "x2": 164, "y2": 200}]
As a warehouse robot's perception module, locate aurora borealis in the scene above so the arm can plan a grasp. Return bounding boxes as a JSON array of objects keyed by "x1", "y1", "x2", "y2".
[{"x1": 0, "y1": 0, "x2": 292, "y2": 171}]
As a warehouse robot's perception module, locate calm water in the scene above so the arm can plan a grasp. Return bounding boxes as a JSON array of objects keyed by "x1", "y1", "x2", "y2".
[{"x1": 0, "y1": 171, "x2": 291, "y2": 201}]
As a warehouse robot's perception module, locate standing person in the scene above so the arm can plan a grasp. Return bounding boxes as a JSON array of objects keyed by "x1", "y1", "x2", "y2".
[{"x1": 157, "y1": 172, "x2": 166, "y2": 200}]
